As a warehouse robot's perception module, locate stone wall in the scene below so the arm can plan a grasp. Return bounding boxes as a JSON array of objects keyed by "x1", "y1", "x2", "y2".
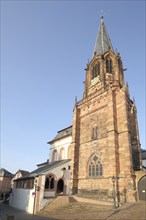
[{"x1": 69, "y1": 51, "x2": 141, "y2": 203}]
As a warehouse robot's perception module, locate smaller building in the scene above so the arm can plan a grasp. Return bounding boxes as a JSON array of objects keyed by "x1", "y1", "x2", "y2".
[
  {"x1": 10, "y1": 125, "x2": 72, "y2": 214},
  {"x1": 10, "y1": 159, "x2": 71, "y2": 214},
  {"x1": 48, "y1": 125, "x2": 72, "y2": 162},
  {"x1": 0, "y1": 168, "x2": 14, "y2": 199},
  {"x1": 11, "y1": 169, "x2": 30, "y2": 187}
]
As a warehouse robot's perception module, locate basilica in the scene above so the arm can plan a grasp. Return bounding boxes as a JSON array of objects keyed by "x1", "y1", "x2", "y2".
[{"x1": 10, "y1": 17, "x2": 145, "y2": 214}]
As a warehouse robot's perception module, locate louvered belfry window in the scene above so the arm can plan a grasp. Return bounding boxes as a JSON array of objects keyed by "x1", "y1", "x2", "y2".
[
  {"x1": 106, "y1": 58, "x2": 112, "y2": 73},
  {"x1": 92, "y1": 62, "x2": 100, "y2": 79}
]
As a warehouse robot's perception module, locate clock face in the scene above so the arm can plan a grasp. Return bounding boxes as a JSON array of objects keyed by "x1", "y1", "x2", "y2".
[{"x1": 91, "y1": 76, "x2": 100, "y2": 86}]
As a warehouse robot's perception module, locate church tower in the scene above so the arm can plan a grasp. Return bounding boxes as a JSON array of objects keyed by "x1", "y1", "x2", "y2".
[{"x1": 69, "y1": 17, "x2": 141, "y2": 204}]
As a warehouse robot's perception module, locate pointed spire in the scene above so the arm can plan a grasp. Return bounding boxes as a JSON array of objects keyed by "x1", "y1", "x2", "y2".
[{"x1": 93, "y1": 16, "x2": 114, "y2": 56}]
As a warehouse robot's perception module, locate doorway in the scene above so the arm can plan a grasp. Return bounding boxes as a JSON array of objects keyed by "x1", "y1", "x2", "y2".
[
  {"x1": 138, "y1": 175, "x2": 146, "y2": 201},
  {"x1": 57, "y1": 179, "x2": 64, "y2": 194}
]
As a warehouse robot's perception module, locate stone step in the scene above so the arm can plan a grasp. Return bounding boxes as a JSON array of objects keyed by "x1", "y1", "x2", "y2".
[
  {"x1": 39, "y1": 195, "x2": 113, "y2": 216},
  {"x1": 69, "y1": 196, "x2": 78, "y2": 203},
  {"x1": 73, "y1": 195, "x2": 113, "y2": 206},
  {"x1": 39, "y1": 196, "x2": 77, "y2": 213},
  {"x1": 38, "y1": 200, "x2": 113, "y2": 219}
]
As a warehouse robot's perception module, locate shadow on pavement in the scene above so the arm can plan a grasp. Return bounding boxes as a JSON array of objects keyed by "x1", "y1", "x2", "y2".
[{"x1": 0, "y1": 202, "x2": 57, "y2": 220}]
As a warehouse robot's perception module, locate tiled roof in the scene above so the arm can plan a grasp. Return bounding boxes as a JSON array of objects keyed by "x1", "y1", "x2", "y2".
[
  {"x1": 0, "y1": 168, "x2": 14, "y2": 177},
  {"x1": 48, "y1": 125, "x2": 72, "y2": 144},
  {"x1": 93, "y1": 16, "x2": 114, "y2": 56},
  {"x1": 14, "y1": 169, "x2": 29, "y2": 176},
  {"x1": 14, "y1": 159, "x2": 71, "y2": 180},
  {"x1": 20, "y1": 170, "x2": 30, "y2": 176},
  {"x1": 37, "y1": 159, "x2": 49, "y2": 167}
]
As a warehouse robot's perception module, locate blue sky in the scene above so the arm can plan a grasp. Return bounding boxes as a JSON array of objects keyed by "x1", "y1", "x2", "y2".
[{"x1": 1, "y1": 0, "x2": 145, "y2": 174}]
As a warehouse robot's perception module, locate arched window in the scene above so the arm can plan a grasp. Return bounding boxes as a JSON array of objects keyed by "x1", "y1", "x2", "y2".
[
  {"x1": 106, "y1": 59, "x2": 112, "y2": 73},
  {"x1": 94, "y1": 65, "x2": 97, "y2": 78},
  {"x1": 92, "y1": 62, "x2": 100, "y2": 79},
  {"x1": 97, "y1": 62, "x2": 100, "y2": 75},
  {"x1": 92, "y1": 127, "x2": 98, "y2": 140},
  {"x1": 52, "y1": 149, "x2": 57, "y2": 162},
  {"x1": 88, "y1": 154, "x2": 103, "y2": 177},
  {"x1": 59, "y1": 147, "x2": 65, "y2": 160},
  {"x1": 92, "y1": 66, "x2": 96, "y2": 79},
  {"x1": 45, "y1": 177, "x2": 49, "y2": 189},
  {"x1": 45, "y1": 175, "x2": 54, "y2": 190},
  {"x1": 92, "y1": 165, "x2": 95, "y2": 175},
  {"x1": 106, "y1": 59, "x2": 109, "y2": 72},
  {"x1": 50, "y1": 178, "x2": 54, "y2": 189},
  {"x1": 89, "y1": 165, "x2": 92, "y2": 176},
  {"x1": 109, "y1": 59, "x2": 112, "y2": 73}
]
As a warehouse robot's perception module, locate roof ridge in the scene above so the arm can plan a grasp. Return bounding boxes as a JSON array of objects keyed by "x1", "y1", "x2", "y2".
[{"x1": 57, "y1": 125, "x2": 72, "y2": 133}]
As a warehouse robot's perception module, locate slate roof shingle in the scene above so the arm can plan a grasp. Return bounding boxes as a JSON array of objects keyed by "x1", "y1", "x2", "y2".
[
  {"x1": 14, "y1": 159, "x2": 71, "y2": 181},
  {"x1": 48, "y1": 125, "x2": 72, "y2": 144},
  {"x1": 93, "y1": 16, "x2": 114, "y2": 56}
]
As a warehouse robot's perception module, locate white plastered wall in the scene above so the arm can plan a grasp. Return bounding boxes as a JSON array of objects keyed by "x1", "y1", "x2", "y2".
[
  {"x1": 49, "y1": 136, "x2": 72, "y2": 162},
  {"x1": 10, "y1": 186, "x2": 35, "y2": 214}
]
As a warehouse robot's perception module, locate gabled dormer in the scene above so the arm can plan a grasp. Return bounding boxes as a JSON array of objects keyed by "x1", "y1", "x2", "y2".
[{"x1": 84, "y1": 17, "x2": 125, "y2": 98}]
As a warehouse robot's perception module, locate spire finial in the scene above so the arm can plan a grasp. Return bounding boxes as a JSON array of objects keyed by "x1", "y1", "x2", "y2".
[
  {"x1": 100, "y1": 10, "x2": 104, "y2": 20},
  {"x1": 93, "y1": 12, "x2": 114, "y2": 56}
]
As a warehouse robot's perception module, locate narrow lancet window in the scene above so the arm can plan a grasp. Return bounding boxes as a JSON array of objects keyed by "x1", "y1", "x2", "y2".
[
  {"x1": 91, "y1": 62, "x2": 100, "y2": 80},
  {"x1": 92, "y1": 127, "x2": 98, "y2": 140},
  {"x1": 97, "y1": 62, "x2": 100, "y2": 74},
  {"x1": 110, "y1": 59, "x2": 112, "y2": 73},
  {"x1": 106, "y1": 59, "x2": 112, "y2": 73},
  {"x1": 52, "y1": 149, "x2": 57, "y2": 162}
]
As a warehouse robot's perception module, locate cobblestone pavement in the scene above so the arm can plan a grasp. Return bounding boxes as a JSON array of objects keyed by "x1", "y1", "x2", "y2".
[
  {"x1": 38, "y1": 200, "x2": 146, "y2": 220},
  {"x1": 0, "y1": 201, "x2": 146, "y2": 220},
  {"x1": 0, "y1": 202, "x2": 53, "y2": 220},
  {"x1": 107, "y1": 201, "x2": 146, "y2": 220}
]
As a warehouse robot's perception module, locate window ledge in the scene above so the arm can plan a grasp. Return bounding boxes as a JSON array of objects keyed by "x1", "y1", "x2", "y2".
[
  {"x1": 87, "y1": 176, "x2": 104, "y2": 179},
  {"x1": 44, "y1": 189, "x2": 55, "y2": 192}
]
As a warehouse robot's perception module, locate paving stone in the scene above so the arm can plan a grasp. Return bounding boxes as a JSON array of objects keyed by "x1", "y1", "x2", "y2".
[{"x1": 1, "y1": 200, "x2": 146, "y2": 220}]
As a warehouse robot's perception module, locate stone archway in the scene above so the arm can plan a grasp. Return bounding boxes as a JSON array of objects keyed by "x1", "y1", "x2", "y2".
[
  {"x1": 57, "y1": 179, "x2": 64, "y2": 194},
  {"x1": 138, "y1": 175, "x2": 146, "y2": 201}
]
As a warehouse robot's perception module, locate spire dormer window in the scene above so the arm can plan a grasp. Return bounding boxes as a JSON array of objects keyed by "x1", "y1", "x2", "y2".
[{"x1": 106, "y1": 58, "x2": 112, "y2": 73}]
